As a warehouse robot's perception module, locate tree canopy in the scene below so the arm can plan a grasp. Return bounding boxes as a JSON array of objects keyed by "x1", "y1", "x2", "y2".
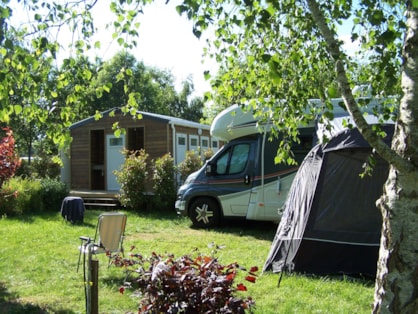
[{"x1": 0, "y1": 0, "x2": 204, "y2": 155}]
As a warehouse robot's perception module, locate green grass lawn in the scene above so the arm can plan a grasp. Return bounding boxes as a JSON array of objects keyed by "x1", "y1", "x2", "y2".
[{"x1": 0, "y1": 209, "x2": 374, "y2": 313}]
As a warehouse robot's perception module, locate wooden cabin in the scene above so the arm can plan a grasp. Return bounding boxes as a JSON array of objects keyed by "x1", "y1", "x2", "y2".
[{"x1": 63, "y1": 108, "x2": 221, "y2": 193}]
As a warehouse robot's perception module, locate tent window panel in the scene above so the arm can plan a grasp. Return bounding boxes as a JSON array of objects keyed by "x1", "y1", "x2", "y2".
[
  {"x1": 127, "y1": 127, "x2": 145, "y2": 151},
  {"x1": 313, "y1": 151, "x2": 384, "y2": 234}
]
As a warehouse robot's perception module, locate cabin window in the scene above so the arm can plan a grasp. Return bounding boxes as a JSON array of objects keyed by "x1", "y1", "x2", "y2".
[
  {"x1": 189, "y1": 135, "x2": 199, "y2": 153},
  {"x1": 127, "y1": 127, "x2": 145, "y2": 151},
  {"x1": 109, "y1": 138, "x2": 123, "y2": 146},
  {"x1": 201, "y1": 138, "x2": 209, "y2": 148},
  {"x1": 200, "y1": 136, "x2": 209, "y2": 156}
]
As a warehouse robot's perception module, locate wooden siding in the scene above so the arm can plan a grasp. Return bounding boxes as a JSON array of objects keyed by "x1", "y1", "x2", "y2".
[{"x1": 70, "y1": 112, "x2": 214, "y2": 191}]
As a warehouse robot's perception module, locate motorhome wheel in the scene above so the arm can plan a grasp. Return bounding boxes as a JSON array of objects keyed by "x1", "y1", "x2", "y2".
[{"x1": 189, "y1": 197, "x2": 220, "y2": 228}]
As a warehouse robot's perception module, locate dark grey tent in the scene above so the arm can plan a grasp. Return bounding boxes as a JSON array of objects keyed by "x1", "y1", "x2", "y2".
[{"x1": 263, "y1": 124, "x2": 394, "y2": 277}]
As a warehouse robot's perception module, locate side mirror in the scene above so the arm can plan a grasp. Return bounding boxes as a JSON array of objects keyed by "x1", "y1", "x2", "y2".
[{"x1": 205, "y1": 162, "x2": 216, "y2": 176}]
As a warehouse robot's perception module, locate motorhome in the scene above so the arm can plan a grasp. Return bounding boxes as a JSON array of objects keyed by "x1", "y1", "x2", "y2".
[{"x1": 175, "y1": 104, "x2": 315, "y2": 228}]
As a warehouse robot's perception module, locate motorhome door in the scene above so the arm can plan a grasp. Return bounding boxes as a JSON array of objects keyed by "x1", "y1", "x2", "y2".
[{"x1": 212, "y1": 139, "x2": 256, "y2": 216}]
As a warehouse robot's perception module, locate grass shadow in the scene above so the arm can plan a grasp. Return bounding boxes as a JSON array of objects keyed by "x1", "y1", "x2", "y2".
[
  {"x1": 127, "y1": 207, "x2": 181, "y2": 220},
  {"x1": 0, "y1": 282, "x2": 75, "y2": 314},
  {"x1": 291, "y1": 272, "x2": 376, "y2": 287},
  {"x1": 188, "y1": 218, "x2": 278, "y2": 241}
]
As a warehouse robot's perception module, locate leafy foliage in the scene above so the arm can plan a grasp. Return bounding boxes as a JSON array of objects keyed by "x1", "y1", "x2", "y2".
[
  {"x1": 0, "y1": 177, "x2": 67, "y2": 216},
  {"x1": 1, "y1": 2, "x2": 205, "y2": 156},
  {"x1": 112, "y1": 246, "x2": 257, "y2": 313},
  {"x1": 177, "y1": 150, "x2": 203, "y2": 183},
  {"x1": 39, "y1": 178, "x2": 69, "y2": 211},
  {"x1": 152, "y1": 153, "x2": 177, "y2": 211},
  {"x1": 115, "y1": 149, "x2": 149, "y2": 210},
  {"x1": 0, "y1": 128, "x2": 21, "y2": 188}
]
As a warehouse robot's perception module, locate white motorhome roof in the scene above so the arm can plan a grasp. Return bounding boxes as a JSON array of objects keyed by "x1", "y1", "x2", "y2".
[
  {"x1": 210, "y1": 104, "x2": 260, "y2": 141},
  {"x1": 211, "y1": 98, "x2": 396, "y2": 142}
]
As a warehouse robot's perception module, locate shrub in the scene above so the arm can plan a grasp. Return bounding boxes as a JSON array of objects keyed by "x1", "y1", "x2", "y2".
[
  {"x1": 112, "y1": 246, "x2": 257, "y2": 313},
  {"x1": 31, "y1": 157, "x2": 61, "y2": 179},
  {"x1": 115, "y1": 149, "x2": 149, "y2": 210},
  {"x1": 39, "y1": 178, "x2": 69, "y2": 211},
  {"x1": 0, "y1": 177, "x2": 68, "y2": 216},
  {"x1": 177, "y1": 150, "x2": 203, "y2": 183},
  {"x1": 203, "y1": 147, "x2": 214, "y2": 161},
  {"x1": 0, "y1": 178, "x2": 42, "y2": 216},
  {"x1": 0, "y1": 127, "x2": 21, "y2": 188},
  {"x1": 0, "y1": 186, "x2": 18, "y2": 216},
  {"x1": 152, "y1": 153, "x2": 176, "y2": 211}
]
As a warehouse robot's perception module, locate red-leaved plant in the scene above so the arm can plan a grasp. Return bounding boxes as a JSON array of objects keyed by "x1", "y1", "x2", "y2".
[
  {"x1": 111, "y1": 245, "x2": 258, "y2": 313},
  {"x1": 0, "y1": 127, "x2": 21, "y2": 188}
]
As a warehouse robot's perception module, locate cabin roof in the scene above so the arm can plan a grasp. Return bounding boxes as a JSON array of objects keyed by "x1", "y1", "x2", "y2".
[{"x1": 69, "y1": 107, "x2": 210, "y2": 130}]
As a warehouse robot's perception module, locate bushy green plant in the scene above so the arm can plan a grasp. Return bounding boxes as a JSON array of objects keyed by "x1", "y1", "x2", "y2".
[
  {"x1": 152, "y1": 153, "x2": 176, "y2": 211},
  {"x1": 39, "y1": 178, "x2": 69, "y2": 211},
  {"x1": 203, "y1": 147, "x2": 214, "y2": 161},
  {"x1": 14, "y1": 158, "x2": 31, "y2": 178},
  {"x1": 177, "y1": 150, "x2": 203, "y2": 183},
  {"x1": 0, "y1": 177, "x2": 68, "y2": 215},
  {"x1": 112, "y1": 246, "x2": 258, "y2": 313},
  {"x1": 0, "y1": 177, "x2": 42, "y2": 215},
  {"x1": 115, "y1": 149, "x2": 149, "y2": 210},
  {"x1": 31, "y1": 157, "x2": 61, "y2": 179},
  {"x1": 0, "y1": 186, "x2": 18, "y2": 216}
]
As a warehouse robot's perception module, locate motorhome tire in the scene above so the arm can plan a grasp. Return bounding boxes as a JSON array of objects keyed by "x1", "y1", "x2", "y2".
[{"x1": 189, "y1": 197, "x2": 220, "y2": 228}]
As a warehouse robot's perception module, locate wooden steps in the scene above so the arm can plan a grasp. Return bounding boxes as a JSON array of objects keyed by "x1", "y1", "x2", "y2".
[
  {"x1": 82, "y1": 197, "x2": 122, "y2": 209},
  {"x1": 68, "y1": 190, "x2": 123, "y2": 210}
]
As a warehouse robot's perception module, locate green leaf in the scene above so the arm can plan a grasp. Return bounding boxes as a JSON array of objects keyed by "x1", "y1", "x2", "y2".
[
  {"x1": 327, "y1": 86, "x2": 338, "y2": 98},
  {"x1": 13, "y1": 105, "x2": 22, "y2": 115}
]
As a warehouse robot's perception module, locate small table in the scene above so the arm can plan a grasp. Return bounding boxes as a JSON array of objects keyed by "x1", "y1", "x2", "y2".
[{"x1": 60, "y1": 196, "x2": 85, "y2": 224}]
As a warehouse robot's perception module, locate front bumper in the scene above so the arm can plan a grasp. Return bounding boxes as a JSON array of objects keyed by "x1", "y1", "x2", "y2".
[{"x1": 175, "y1": 200, "x2": 187, "y2": 216}]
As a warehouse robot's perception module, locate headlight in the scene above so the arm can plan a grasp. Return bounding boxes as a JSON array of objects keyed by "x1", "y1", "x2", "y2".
[{"x1": 184, "y1": 171, "x2": 198, "y2": 185}]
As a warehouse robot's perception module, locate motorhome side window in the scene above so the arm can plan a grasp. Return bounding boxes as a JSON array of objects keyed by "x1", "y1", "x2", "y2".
[{"x1": 216, "y1": 143, "x2": 250, "y2": 175}]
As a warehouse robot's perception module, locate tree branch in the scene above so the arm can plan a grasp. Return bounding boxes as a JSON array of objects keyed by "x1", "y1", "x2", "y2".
[{"x1": 306, "y1": 0, "x2": 415, "y2": 174}]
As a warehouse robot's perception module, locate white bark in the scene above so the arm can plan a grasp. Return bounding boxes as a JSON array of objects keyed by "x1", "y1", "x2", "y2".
[{"x1": 373, "y1": 4, "x2": 418, "y2": 313}]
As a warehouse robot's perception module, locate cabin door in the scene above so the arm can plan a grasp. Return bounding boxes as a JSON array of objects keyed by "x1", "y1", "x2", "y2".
[
  {"x1": 106, "y1": 134, "x2": 125, "y2": 191},
  {"x1": 90, "y1": 130, "x2": 105, "y2": 190},
  {"x1": 176, "y1": 133, "x2": 187, "y2": 164}
]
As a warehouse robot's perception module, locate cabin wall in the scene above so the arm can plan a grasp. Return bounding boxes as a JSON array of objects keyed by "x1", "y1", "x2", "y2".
[{"x1": 69, "y1": 113, "x2": 217, "y2": 191}]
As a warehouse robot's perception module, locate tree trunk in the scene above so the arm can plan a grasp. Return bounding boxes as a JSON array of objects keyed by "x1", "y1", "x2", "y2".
[
  {"x1": 373, "y1": 4, "x2": 418, "y2": 313},
  {"x1": 373, "y1": 167, "x2": 418, "y2": 313}
]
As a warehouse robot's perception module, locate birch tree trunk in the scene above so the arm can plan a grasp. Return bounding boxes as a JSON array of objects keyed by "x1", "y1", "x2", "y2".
[{"x1": 372, "y1": 5, "x2": 418, "y2": 313}]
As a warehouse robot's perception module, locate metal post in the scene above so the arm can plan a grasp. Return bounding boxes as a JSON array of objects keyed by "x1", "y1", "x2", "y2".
[
  {"x1": 86, "y1": 243, "x2": 94, "y2": 314},
  {"x1": 91, "y1": 260, "x2": 99, "y2": 314}
]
